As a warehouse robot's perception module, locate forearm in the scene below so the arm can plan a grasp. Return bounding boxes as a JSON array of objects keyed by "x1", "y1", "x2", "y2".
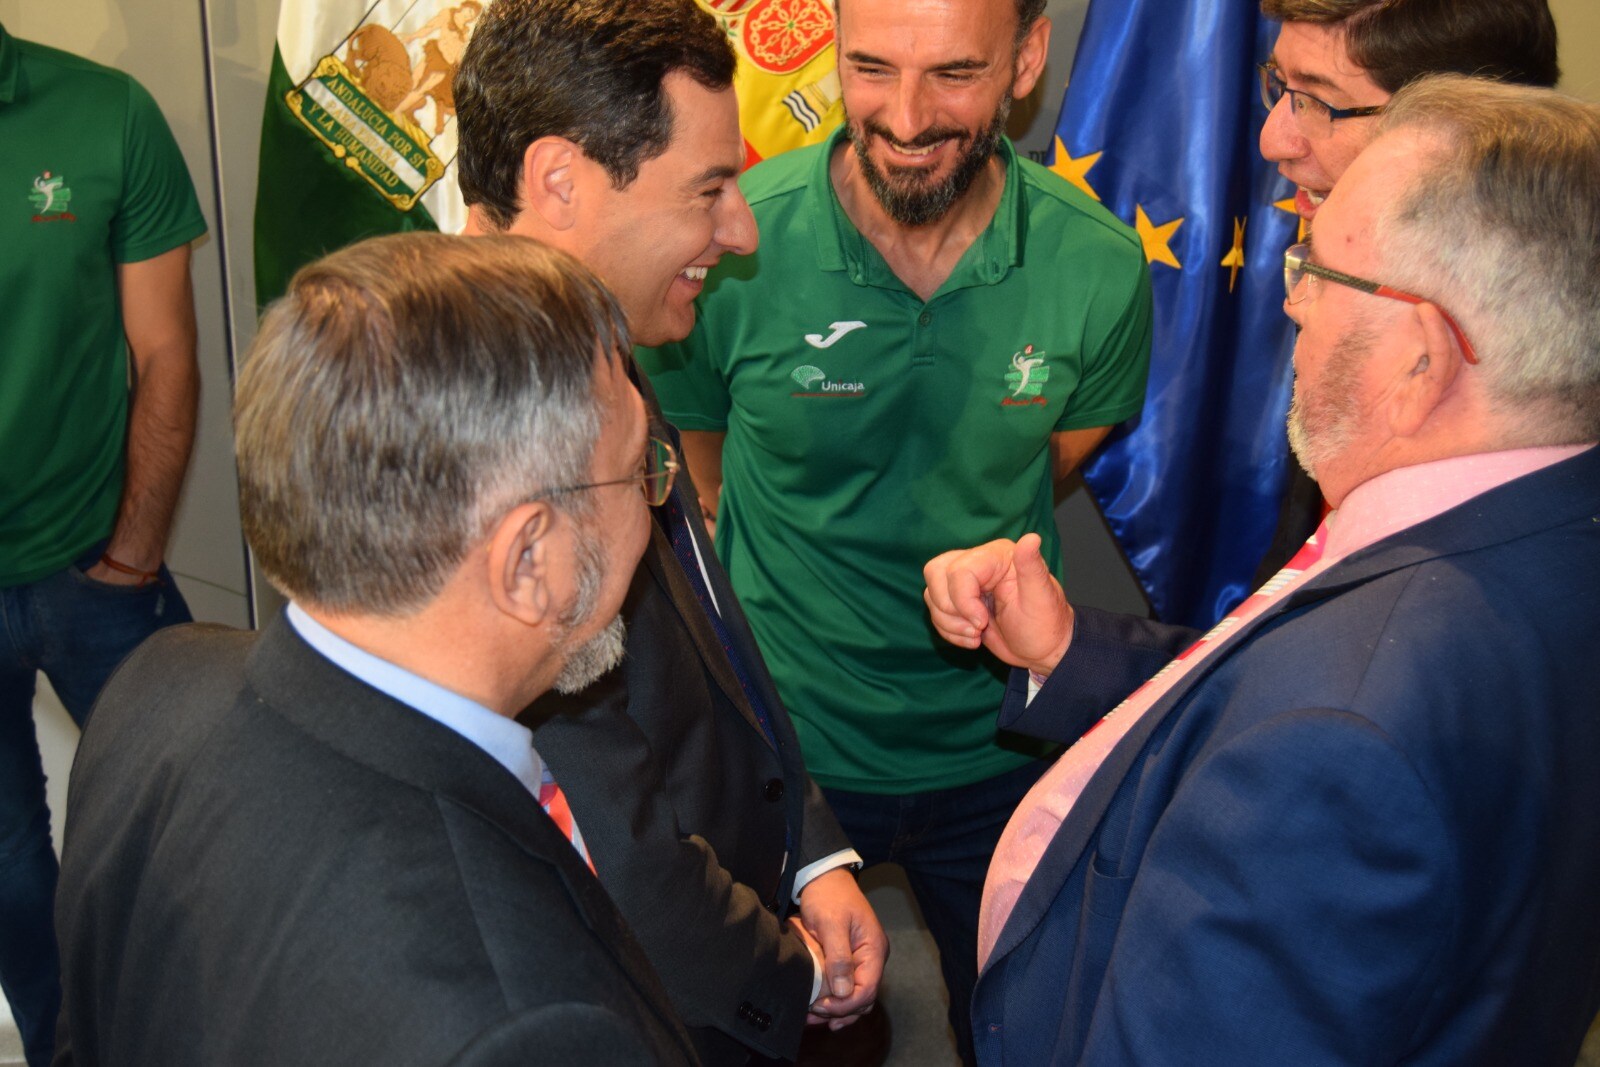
[
  {"x1": 105, "y1": 342, "x2": 198, "y2": 570},
  {"x1": 107, "y1": 245, "x2": 200, "y2": 573}
]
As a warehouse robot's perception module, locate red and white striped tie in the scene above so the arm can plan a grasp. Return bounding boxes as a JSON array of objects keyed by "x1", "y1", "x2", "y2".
[{"x1": 538, "y1": 772, "x2": 595, "y2": 875}]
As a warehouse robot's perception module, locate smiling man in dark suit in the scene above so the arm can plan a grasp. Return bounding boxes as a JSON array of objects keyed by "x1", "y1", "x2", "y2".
[
  {"x1": 52, "y1": 234, "x2": 695, "y2": 1066},
  {"x1": 926, "y1": 77, "x2": 1600, "y2": 1065},
  {"x1": 454, "y1": 1, "x2": 885, "y2": 1061}
]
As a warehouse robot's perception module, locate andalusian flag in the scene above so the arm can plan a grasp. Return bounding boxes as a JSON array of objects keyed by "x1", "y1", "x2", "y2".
[
  {"x1": 1054, "y1": 0, "x2": 1300, "y2": 628},
  {"x1": 694, "y1": 0, "x2": 844, "y2": 168},
  {"x1": 254, "y1": 0, "x2": 481, "y2": 305}
]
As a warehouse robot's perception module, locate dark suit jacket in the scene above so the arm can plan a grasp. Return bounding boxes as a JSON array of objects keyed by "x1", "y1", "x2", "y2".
[
  {"x1": 973, "y1": 446, "x2": 1600, "y2": 1066},
  {"x1": 528, "y1": 366, "x2": 851, "y2": 1063},
  {"x1": 54, "y1": 617, "x2": 696, "y2": 1067}
]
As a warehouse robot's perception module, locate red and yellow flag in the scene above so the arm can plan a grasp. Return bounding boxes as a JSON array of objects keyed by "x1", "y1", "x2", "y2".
[{"x1": 695, "y1": 0, "x2": 844, "y2": 168}]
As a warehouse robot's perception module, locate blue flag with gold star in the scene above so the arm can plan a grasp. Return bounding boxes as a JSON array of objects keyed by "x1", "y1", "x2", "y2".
[{"x1": 1053, "y1": 0, "x2": 1299, "y2": 627}]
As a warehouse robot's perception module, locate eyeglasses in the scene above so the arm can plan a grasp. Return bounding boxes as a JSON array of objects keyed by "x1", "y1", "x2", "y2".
[
  {"x1": 536, "y1": 436, "x2": 680, "y2": 507},
  {"x1": 1258, "y1": 63, "x2": 1385, "y2": 139},
  {"x1": 1284, "y1": 243, "x2": 1479, "y2": 365}
]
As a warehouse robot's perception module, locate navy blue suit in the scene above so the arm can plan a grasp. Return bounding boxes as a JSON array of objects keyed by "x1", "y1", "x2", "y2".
[{"x1": 973, "y1": 446, "x2": 1600, "y2": 1066}]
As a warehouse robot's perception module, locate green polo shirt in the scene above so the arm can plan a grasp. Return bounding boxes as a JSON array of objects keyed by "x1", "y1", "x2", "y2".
[
  {"x1": 640, "y1": 128, "x2": 1152, "y2": 793},
  {"x1": 0, "y1": 24, "x2": 206, "y2": 586}
]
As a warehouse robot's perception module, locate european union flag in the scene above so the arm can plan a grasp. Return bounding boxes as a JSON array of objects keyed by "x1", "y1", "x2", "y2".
[{"x1": 1053, "y1": 0, "x2": 1299, "y2": 627}]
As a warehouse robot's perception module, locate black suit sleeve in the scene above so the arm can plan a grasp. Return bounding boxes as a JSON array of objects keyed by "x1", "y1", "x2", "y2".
[
  {"x1": 533, "y1": 697, "x2": 815, "y2": 1061},
  {"x1": 793, "y1": 772, "x2": 851, "y2": 876},
  {"x1": 669, "y1": 448, "x2": 853, "y2": 883},
  {"x1": 449, "y1": 1004, "x2": 690, "y2": 1066}
]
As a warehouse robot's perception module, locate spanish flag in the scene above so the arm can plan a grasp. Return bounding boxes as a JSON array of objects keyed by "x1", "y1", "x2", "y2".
[{"x1": 694, "y1": 0, "x2": 845, "y2": 169}]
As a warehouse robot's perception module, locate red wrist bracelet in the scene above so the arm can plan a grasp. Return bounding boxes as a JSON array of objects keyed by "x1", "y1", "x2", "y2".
[{"x1": 99, "y1": 553, "x2": 161, "y2": 584}]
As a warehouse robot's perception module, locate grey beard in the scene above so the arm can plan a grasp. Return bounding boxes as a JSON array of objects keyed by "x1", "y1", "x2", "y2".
[
  {"x1": 551, "y1": 614, "x2": 627, "y2": 694},
  {"x1": 549, "y1": 510, "x2": 628, "y2": 694}
]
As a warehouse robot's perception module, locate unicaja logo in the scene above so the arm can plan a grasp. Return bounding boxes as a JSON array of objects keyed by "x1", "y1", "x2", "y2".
[
  {"x1": 792, "y1": 365, "x2": 825, "y2": 389},
  {"x1": 790, "y1": 364, "x2": 866, "y2": 397}
]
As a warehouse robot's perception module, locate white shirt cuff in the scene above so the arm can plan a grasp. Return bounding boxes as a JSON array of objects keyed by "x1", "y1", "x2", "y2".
[
  {"x1": 791, "y1": 849, "x2": 863, "y2": 903},
  {"x1": 790, "y1": 848, "x2": 864, "y2": 1007}
]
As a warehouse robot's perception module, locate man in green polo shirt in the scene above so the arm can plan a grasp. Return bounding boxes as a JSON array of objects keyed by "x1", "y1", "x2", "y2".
[
  {"x1": 0, "y1": 23, "x2": 205, "y2": 1066},
  {"x1": 637, "y1": 0, "x2": 1152, "y2": 1057}
]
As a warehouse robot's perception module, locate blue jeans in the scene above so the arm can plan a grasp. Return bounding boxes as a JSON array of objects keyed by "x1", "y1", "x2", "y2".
[
  {"x1": 0, "y1": 546, "x2": 190, "y2": 1067},
  {"x1": 823, "y1": 757, "x2": 1053, "y2": 1067}
]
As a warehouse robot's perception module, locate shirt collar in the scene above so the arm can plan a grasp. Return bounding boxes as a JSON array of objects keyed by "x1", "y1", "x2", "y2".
[
  {"x1": 1324, "y1": 444, "x2": 1595, "y2": 561},
  {"x1": 286, "y1": 603, "x2": 544, "y2": 797},
  {"x1": 0, "y1": 23, "x2": 19, "y2": 105},
  {"x1": 808, "y1": 124, "x2": 1024, "y2": 291}
]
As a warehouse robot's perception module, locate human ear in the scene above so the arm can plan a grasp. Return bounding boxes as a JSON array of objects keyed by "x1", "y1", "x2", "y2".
[
  {"x1": 1389, "y1": 302, "x2": 1461, "y2": 438},
  {"x1": 520, "y1": 138, "x2": 581, "y2": 231},
  {"x1": 1011, "y1": 16, "x2": 1052, "y2": 101},
  {"x1": 488, "y1": 503, "x2": 557, "y2": 625}
]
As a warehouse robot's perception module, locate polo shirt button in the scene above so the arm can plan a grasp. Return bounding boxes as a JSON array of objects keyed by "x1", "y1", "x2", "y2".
[
  {"x1": 763, "y1": 778, "x2": 784, "y2": 802},
  {"x1": 917, "y1": 310, "x2": 932, "y2": 326}
]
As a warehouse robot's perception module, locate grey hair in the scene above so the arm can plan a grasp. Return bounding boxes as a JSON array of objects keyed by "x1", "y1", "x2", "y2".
[
  {"x1": 235, "y1": 232, "x2": 630, "y2": 615},
  {"x1": 1372, "y1": 75, "x2": 1600, "y2": 440}
]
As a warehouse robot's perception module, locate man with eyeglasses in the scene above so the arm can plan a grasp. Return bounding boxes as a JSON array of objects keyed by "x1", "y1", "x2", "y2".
[
  {"x1": 1258, "y1": 0, "x2": 1558, "y2": 226},
  {"x1": 54, "y1": 234, "x2": 699, "y2": 1065},
  {"x1": 1251, "y1": 0, "x2": 1559, "y2": 580},
  {"x1": 926, "y1": 76, "x2": 1600, "y2": 1064},
  {"x1": 454, "y1": 0, "x2": 885, "y2": 1061}
]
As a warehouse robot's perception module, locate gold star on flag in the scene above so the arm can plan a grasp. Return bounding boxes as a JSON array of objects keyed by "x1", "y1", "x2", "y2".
[
  {"x1": 1049, "y1": 137, "x2": 1102, "y2": 201},
  {"x1": 1274, "y1": 196, "x2": 1310, "y2": 241},
  {"x1": 1135, "y1": 205, "x2": 1183, "y2": 269},
  {"x1": 1219, "y1": 216, "x2": 1247, "y2": 293}
]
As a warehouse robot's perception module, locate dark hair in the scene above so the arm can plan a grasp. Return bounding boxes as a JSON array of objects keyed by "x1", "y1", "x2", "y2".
[
  {"x1": 834, "y1": 0, "x2": 1048, "y2": 47},
  {"x1": 455, "y1": 0, "x2": 736, "y2": 230},
  {"x1": 1016, "y1": 0, "x2": 1047, "y2": 37},
  {"x1": 237, "y1": 233, "x2": 629, "y2": 614},
  {"x1": 1259, "y1": 0, "x2": 1558, "y2": 93}
]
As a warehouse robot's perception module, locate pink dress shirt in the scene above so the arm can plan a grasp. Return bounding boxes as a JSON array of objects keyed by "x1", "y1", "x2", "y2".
[{"x1": 977, "y1": 445, "x2": 1592, "y2": 970}]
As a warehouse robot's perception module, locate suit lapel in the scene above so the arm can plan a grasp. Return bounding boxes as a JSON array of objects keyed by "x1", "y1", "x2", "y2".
[
  {"x1": 246, "y1": 616, "x2": 692, "y2": 1051},
  {"x1": 987, "y1": 445, "x2": 1600, "y2": 970},
  {"x1": 634, "y1": 355, "x2": 780, "y2": 750},
  {"x1": 642, "y1": 491, "x2": 775, "y2": 746},
  {"x1": 984, "y1": 590, "x2": 1308, "y2": 969}
]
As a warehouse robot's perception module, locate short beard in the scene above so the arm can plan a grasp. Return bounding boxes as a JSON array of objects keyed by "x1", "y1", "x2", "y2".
[
  {"x1": 847, "y1": 93, "x2": 1012, "y2": 227},
  {"x1": 1287, "y1": 325, "x2": 1375, "y2": 478},
  {"x1": 550, "y1": 516, "x2": 628, "y2": 695}
]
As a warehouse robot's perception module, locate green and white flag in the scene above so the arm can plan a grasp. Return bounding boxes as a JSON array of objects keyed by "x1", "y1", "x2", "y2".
[{"x1": 254, "y1": 0, "x2": 483, "y2": 306}]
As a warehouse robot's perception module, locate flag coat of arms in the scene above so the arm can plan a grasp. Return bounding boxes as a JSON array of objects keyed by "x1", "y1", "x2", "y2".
[
  {"x1": 693, "y1": 0, "x2": 844, "y2": 167},
  {"x1": 255, "y1": 0, "x2": 480, "y2": 305},
  {"x1": 1056, "y1": 0, "x2": 1300, "y2": 628}
]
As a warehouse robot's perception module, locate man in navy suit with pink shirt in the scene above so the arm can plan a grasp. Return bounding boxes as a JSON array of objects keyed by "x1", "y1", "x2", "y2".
[{"x1": 925, "y1": 76, "x2": 1600, "y2": 1065}]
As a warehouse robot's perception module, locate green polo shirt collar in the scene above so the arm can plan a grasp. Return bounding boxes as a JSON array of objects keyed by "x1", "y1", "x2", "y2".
[
  {"x1": 808, "y1": 124, "x2": 1023, "y2": 294},
  {"x1": 0, "y1": 23, "x2": 19, "y2": 105}
]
